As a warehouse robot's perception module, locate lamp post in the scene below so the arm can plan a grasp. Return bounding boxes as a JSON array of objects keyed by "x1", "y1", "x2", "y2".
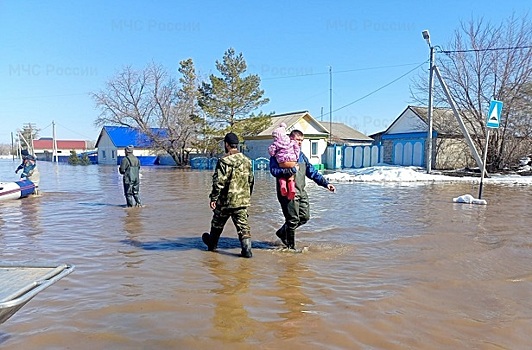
[{"x1": 422, "y1": 29, "x2": 435, "y2": 173}]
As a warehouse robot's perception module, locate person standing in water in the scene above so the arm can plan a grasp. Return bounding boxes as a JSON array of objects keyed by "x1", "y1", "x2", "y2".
[
  {"x1": 270, "y1": 129, "x2": 336, "y2": 250},
  {"x1": 202, "y1": 132, "x2": 255, "y2": 258},
  {"x1": 119, "y1": 145, "x2": 142, "y2": 207},
  {"x1": 15, "y1": 150, "x2": 40, "y2": 194}
]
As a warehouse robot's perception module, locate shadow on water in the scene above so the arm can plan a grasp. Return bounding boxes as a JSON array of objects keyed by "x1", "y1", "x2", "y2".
[
  {"x1": 120, "y1": 236, "x2": 278, "y2": 252},
  {"x1": 0, "y1": 334, "x2": 11, "y2": 347},
  {"x1": 78, "y1": 202, "x2": 126, "y2": 207},
  {"x1": 2, "y1": 160, "x2": 532, "y2": 349}
]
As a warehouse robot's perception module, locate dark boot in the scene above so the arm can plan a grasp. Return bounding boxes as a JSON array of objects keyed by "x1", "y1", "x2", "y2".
[
  {"x1": 275, "y1": 225, "x2": 288, "y2": 247},
  {"x1": 125, "y1": 195, "x2": 134, "y2": 207},
  {"x1": 240, "y1": 238, "x2": 252, "y2": 258},
  {"x1": 202, "y1": 229, "x2": 222, "y2": 251},
  {"x1": 133, "y1": 194, "x2": 142, "y2": 207},
  {"x1": 286, "y1": 229, "x2": 296, "y2": 250}
]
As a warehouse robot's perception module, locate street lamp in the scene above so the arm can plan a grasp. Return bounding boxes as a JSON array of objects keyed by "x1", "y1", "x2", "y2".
[{"x1": 422, "y1": 29, "x2": 435, "y2": 173}]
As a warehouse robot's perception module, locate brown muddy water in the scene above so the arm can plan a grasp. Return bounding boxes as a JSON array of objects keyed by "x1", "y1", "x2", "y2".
[{"x1": 0, "y1": 159, "x2": 531, "y2": 350}]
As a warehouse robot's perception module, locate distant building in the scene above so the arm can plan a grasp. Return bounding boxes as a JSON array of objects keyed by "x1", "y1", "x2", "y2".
[
  {"x1": 380, "y1": 105, "x2": 476, "y2": 169},
  {"x1": 242, "y1": 111, "x2": 330, "y2": 168},
  {"x1": 33, "y1": 138, "x2": 89, "y2": 162},
  {"x1": 327, "y1": 122, "x2": 373, "y2": 146},
  {"x1": 95, "y1": 126, "x2": 164, "y2": 165}
]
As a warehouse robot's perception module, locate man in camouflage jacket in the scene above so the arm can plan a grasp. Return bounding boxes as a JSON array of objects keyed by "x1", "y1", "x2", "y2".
[{"x1": 202, "y1": 132, "x2": 255, "y2": 258}]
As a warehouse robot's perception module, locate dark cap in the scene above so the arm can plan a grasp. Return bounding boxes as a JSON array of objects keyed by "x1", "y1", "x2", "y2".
[{"x1": 224, "y1": 132, "x2": 239, "y2": 145}]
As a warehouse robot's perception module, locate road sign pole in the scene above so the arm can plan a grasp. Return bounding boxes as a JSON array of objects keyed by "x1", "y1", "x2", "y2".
[{"x1": 479, "y1": 128, "x2": 490, "y2": 199}]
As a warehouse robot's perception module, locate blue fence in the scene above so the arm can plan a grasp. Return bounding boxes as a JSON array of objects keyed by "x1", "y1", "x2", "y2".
[
  {"x1": 189, "y1": 156, "x2": 270, "y2": 171},
  {"x1": 190, "y1": 157, "x2": 219, "y2": 170},
  {"x1": 327, "y1": 144, "x2": 383, "y2": 169}
]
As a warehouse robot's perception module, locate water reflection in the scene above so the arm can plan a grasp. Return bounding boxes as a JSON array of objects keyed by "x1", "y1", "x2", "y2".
[
  {"x1": 123, "y1": 208, "x2": 144, "y2": 237},
  {"x1": 1, "y1": 159, "x2": 531, "y2": 350},
  {"x1": 275, "y1": 257, "x2": 315, "y2": 340},
  {"x1": 204, "y1": 255, "x2": 256, "y2": 342}
]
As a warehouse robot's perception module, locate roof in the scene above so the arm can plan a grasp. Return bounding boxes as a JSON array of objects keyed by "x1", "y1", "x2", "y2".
[
  {"x1": 410, "y1": 105, "x2": 478, "y2": 136},
  {"x1": 255, "y1": 111, "x2": 329, "y2": 137},
  {"x1": 327, "y1": 122, "x2": 373, "y2": 142},
  {"x1": 95, "y1": 126, "x2": 167, "y2": 148},
  {"x1": 33, "y1": 138, "x2": 87, "y2": 150},
  {"x1": 384, "y1": 105, "x2": 475, "y2": 136}
]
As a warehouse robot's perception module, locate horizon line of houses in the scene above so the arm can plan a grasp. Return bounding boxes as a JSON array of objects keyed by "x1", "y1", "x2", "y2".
[{"x1": 28, "y1": 106, "x2": 479, "y2": 170}]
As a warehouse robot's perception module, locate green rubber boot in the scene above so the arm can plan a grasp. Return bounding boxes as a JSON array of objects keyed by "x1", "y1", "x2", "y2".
[{"x1": 240, "y1": 238, "x2": 252, "y2": 258}]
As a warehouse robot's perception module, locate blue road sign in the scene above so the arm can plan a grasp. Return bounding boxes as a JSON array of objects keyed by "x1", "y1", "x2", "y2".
[{"x1": 486, "y1": 100, "x2": 503, "y2": 128}]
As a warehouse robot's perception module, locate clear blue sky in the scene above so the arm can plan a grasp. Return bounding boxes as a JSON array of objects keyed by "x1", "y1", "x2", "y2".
[{"x1": 0, "y1": 0, "x2": 529, "y2": 144}]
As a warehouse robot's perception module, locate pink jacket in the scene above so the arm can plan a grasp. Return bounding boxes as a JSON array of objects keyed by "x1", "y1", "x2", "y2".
[{"x1": 268, "y1": 123, "x2": 300, "y2": 163}]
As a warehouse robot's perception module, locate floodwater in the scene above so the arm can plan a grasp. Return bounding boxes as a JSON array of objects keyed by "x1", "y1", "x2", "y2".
[{"x1": 0, "y1": 159, "x2": 531, "y2": 350}]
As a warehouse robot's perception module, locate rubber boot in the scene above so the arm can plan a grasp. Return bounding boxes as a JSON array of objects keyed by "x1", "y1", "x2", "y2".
[
  {"x1": 275, "y1": 224, "x2": 288, "y2": 247},
  {"x1": 287, "y1": 179, "x2": 296, "y2": 200},
  {"x1": 125, "y1": 195, "x2": 134, "y2": 207},
  {"x1": 133, "y1": 194, "x2": 142, "y2": 207},
  {"x1": 202, "y1": 229, "x2": 222, "y2": 251},
  {"x1": 279, "y1": 178, "x2": 288, "y2": 197},
  {"x1": 286, "y1": 229, "x2": 296, "y2": 250},
  {"x1": 240, "y1": 238, "x2": 252, "y2": 258}
]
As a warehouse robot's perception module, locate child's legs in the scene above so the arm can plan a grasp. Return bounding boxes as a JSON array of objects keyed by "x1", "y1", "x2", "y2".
[{"x1": 279, "y1": 177, "x2": 288, "y2": 196}]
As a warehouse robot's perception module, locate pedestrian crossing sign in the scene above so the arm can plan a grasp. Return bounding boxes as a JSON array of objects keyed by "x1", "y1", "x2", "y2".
[{"x1": 486, "y1": 100, "x2": 503, "y2": 129}]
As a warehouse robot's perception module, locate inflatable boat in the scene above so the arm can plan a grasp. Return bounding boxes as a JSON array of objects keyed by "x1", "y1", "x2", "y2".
[
  {"x1": 0, "y1": 179, "x2": 36, "y2": 201},
  {"x1": 0, "y1": 263, "x2": 75, "y2": 324}
]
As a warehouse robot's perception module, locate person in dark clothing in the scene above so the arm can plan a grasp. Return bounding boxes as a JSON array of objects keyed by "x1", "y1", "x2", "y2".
[
  {"x1": 270, "y1": 129, "x2": 336, "y2": 250},
  {"x1": 15, "y1": 151, "x2": 40, "y2": 193},
  {"x1": 202, "y1": 132, "x2": 255, "y2": 258},
  {"x1": 119, "y1": 145, "x2": 142, "y2": 207}
]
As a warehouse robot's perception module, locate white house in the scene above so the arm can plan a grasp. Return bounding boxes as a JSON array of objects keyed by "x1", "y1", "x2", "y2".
[
  {"x1": 95, "y1": 126, "x2": 162, "y2": 165},
  {"x1": 379, "y1": 105, "x2": 477, "y2": 169},
  {"x1": 242, "y1": 111, "x2": 330, "y2": 167}
]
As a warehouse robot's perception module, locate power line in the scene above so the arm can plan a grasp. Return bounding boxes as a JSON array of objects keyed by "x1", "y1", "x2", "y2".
[
  {"x1": 322, "y1": 61, "x2": 427, "y2": 117},
  {"x1": 54, "y1": 121, "x2": 95, "y2": 140},
  {"x1": 261, "y1": 62, "x2": 425, "y2": 81},
  {"x1": 441, "y1": 45, "x2": 532, "y2": 54}
]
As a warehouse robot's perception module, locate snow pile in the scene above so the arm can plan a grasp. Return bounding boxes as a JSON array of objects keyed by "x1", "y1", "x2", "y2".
[
  {"x1": 452, "y1": 194, "x2": 487, "y2": 205},
  {"x1": 324, "y1": 165, "x2": 532, "y2": 185},
  {"x1": 325, "y1": 166, "x2": 460, "y2": 183}
]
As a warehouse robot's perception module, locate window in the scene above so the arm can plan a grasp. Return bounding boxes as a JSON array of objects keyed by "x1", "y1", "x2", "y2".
[
  {"x1": 112, "y1": 150, "x2": 116, "y2": 159},
  {"x1": 102, "y1": 150, "x2": 106, "y2": 159},
  {"x1": 311, "y1": 140, "x2": 319, "y2": 157}
]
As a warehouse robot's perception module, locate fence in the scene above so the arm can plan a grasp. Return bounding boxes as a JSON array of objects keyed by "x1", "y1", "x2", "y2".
[
  {"x1": 189, "y1": 156, "x2": 270, "y2": 171},
  {"x1": 327, "y1": 144, "x2": 383, "y2": 169}
]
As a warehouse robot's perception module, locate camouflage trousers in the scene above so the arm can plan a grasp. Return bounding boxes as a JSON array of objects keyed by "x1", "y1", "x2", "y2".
[{"x1": 210, "y1": 207, "x2": 251, "y2": 239}]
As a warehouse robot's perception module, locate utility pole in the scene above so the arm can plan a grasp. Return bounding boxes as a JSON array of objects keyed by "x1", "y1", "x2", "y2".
[
  {"x1": 11, "y1": 132, "x2": 14, "y2": 161},
  {"x1": 21, "y1": 122, "x2": 37, "y2": 154},
  {"x1": 52, "y1": 120, "x2": 58, "y2": 162},
  {"x1": 422, "y1": 30, "x2": 434, "y2": 173},
  {"x1": 329, "y1": 66, "x2": 333, "y2": 144}
]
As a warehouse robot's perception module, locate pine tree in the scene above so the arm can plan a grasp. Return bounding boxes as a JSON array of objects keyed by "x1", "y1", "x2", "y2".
[
  {"x1": 68, "y1": 150, "x2": 80, "y2": 165},
  {"x1": 199, "y1": 48, "x2": 270, "y2": 131}
]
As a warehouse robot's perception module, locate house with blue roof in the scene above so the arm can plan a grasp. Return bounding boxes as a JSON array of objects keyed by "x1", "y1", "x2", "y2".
[{"x1": 95, "y1": 126, "x2": 165, "y2": 165}]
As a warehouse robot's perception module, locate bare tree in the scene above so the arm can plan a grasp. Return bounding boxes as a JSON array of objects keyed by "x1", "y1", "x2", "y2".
[
  {"x1": 92, "y1": 61, "x2": 202, "y2": 166},
  {"x1": 412, "y1": 14, "x2": 532, "y2": 170}
]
